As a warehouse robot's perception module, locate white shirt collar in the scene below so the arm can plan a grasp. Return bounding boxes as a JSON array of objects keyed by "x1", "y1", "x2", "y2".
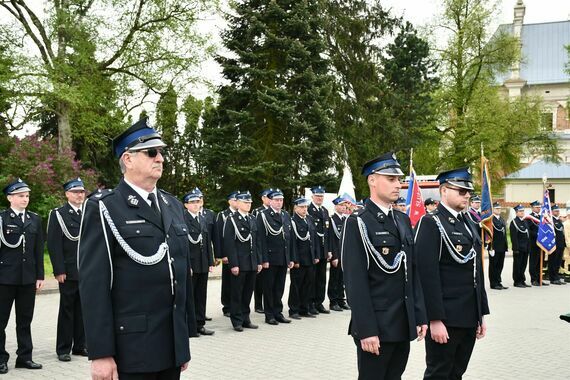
[
  {"x1": 493, "y1": 214, "x2": 500, "y2": 220},
  {"x1": 370, "y1": 199, "x2": 392, "y2": 216},
  {"x1": 238, "y1": 210, "x2": 248, "y2": 217},
  {"x1": 312, "y1": 202, "x2": 321, "y2": 210},
  {"x1": 124, "y1": 178, "x2": 158, "y2": 208},
  {"x1": 441, "y1": 201, "x2": 460, "y2": 218},
  {"x1": 188, "y1": 210, "x2": 199, "y2": 218},
  {"x1": 10, "y1": 208, "x2": 25, "y2": 219},
  {"x1": 229, "y1": 207, "x2": 237, "y2": 213},
  {"x1": 271, "y1": 206, "x2": 281, "y2": 214},
  {"x1": 68, "y1": 202, "x2": 81, "y2": 213},
  {"x1": 335, "y1": 212, "x2": 344, "y2": 219}
]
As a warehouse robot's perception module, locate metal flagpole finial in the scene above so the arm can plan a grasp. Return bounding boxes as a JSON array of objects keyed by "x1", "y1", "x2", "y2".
[{"x1": 542, "y1": 173, "x2": 547, "y2": 185}]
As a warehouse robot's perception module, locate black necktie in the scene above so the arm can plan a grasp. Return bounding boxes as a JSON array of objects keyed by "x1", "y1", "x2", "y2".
[
  {"x1": 77, "y1": 209, "x2": 82, "y2": 217},
  {"x1": 457, "y1": 213, "x2": 464, "y2": 223},
  {"x1": 18, "y1": 213, "x2": 24, "y2": 224},
  {"x1": 148, "y1": 193, "x2": 160, "y2": 216}
]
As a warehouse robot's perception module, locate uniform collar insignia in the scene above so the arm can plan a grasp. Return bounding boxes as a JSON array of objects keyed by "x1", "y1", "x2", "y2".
[
  {"x1": 160, "y1": 193, "x2": 168, "y2": 205},
  {"x1": 127, "y1": 195, "x2": 139, "y2": 206},
  {"x1": 449, "y1": 217, "x2": 455, "y2": 224},
  {"x1": 10, "y1": 213, "x2": 15, "y2": 218},
  {"x1": 69, "y1": 209, "x2": 74, "y2": 214}
]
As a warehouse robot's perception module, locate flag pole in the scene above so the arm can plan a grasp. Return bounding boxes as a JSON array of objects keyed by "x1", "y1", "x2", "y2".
[
  {"x1": 480, "y1": 144, "x2": 485, "y2": 272},
  {"x1": 540, "y1": 175, "x2": 547, "y2": 286}
]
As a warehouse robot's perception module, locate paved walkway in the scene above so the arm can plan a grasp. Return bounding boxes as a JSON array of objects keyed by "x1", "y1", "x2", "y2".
[{"x1": 3, "y1": 256, "x2": 569, "y2": 379}]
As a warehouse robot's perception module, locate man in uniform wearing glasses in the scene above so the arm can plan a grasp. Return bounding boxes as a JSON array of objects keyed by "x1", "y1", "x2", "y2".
[
  {"x1": 415, "y1": 168, "x2": 489, "y2": 380},
  {"x1": 79, "y1": 118, "x2": 193, "y2": 380}
]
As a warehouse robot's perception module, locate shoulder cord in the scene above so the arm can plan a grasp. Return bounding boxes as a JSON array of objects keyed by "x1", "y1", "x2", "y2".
[
  {"x1": 56, "y1": 210, "x2": 80, "y2": 241},
  {"x1": 492, "y1": 218, "x2": 505, "y2": 233},
  {"x1": 261, "y1": 212, "x2": 284, "y2": 236},
  {"x1": 330, "y1": 217, "x2": 341, "y2": 239},
  {"x1": 0, "y1": 216, "x2": 25, "y2": 249},
  {"x1": 554, "y1": 220, "x2": 564, "y2": 232},
  {"x1": 230, "y1": 215, "x2": 253, "y2": 252},
  {"x1": 356, "y1": 217, "x2": 407, "y2": 282},
  {"x1": 512, "y1": 219, "x2": 529, "y2": 235},
  {"x1": 432, "y1": 215, "x2": 477, "y2": 288},
  {"x1": 187, "y1": 220, "x2": 203, "y2": 245},
  {"x1": 99, "y1": 201, "x2": 174, "y2": 294},
  {"x1": 291, "y1": 218, "x2": 310, "y2": 241}
]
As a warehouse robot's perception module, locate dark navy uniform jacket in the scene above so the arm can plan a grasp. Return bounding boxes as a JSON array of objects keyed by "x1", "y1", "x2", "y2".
[
  {"x1": 510, "y1": 217, "x2": 530, "y2": 253},
  {"x1": 342, "y1": 199, "x2": 426, "y2": 342},
  {"x1": 0, "y1": 209, "x2": 44, "y2": 285},
  {"x1": 308, "y1": 203, "x2": 330, "y2": 260},
  {"x1": 183, "y1": 211, "x2": 213, "y2": 274},
  {"x1": 328, "y1": 213, "x2": 344, "y2": 260},
  {"x1": 491, "y1": 215, "x2": 508, "y2": 253},
  {"x1": 223, "y1": 212, "x2": 262, "y2": 271},
  {"x1": 415, "y1": 204, "x2": 490, "y2": 329},
  {"x1": 291, "y1": 213, "x2": 317, "y2": 266},
  {"x1": 47, "y1": 203, "x2": 81, "y2": 280},
  {"x1": 553, "y1": 217, "x2": 566, "y2": 251},
  {"x1": 214, "y1": 208, "x2": 233, "y2": 259},
  {"x1": 256, "y1": 207, "x2": 293, "y2": 266},
  {"x1": 78, "y1": 179, "x2": 192, "y2": 373}
]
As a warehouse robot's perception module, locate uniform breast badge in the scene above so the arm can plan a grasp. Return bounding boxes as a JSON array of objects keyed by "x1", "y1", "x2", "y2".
[
  {"x1": 382, "y1": 247, "x2": 390, "y2": 255},
  {"x1": 456, "y1": 245, "x2": 463, "y2": 252}
]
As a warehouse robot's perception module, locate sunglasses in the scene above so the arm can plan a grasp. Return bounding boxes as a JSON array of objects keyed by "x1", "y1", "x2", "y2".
[
  {"x1": 136, "y1": 148, "x2": 166, "y2": 158},
  {"x1": 446, "y1": 186, "x2": 471, "y2": 196}
]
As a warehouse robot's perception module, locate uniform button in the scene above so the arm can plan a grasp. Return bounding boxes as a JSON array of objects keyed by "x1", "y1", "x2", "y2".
[
  {"x1": 405, "y1": 296, "x2": 408, "y2": 299},
  {"x1": 23, "y1": 259, "x2": 26, "y2": 262},
  {"x1": 173, "y1": 304, "x2": 177, "y2": 309},
  {"x1": 183, "y1": 228, "x2": 186, "y2": 232},
  {"x1": 119, "y1": 326, "x2": 124, "y2": 331},
  {"x1": 174, "y1": 280, "x2": 178, "y2": 285},
  {"x1": 170, "y1": 258, "x2": 175, "y2": 263},
  {"x1": 136, "y1": 230, "x2": 140, "y2": 234},
  {"x1": 167, "y1": 234, "x2": 170, "y2": 238}
]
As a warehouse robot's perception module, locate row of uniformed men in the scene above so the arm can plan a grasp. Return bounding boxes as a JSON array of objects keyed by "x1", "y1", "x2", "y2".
[{"x1": 183, "y1": 185, "x2": 354, "y2": 334}]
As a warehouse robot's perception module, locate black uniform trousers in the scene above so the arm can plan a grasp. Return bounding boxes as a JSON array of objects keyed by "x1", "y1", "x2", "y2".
[
  {"x1": 512, "y1": 250, "x2": 529, "y2": 285},
  {"x1": 488, "y1": 251, "x2": 506, "y2": 288},
  {"x1": 529, "y1": 245, "x2": 541, "y2": 283},
  {"x1": 288, "y1": 266, "x2": 314, "y2": 315},
  {"x1": 0, "y1": 284, "x2": 36, "y2": 362},
  {"x1": 312, "y1": 254, "x2": 327, "y2": 307},
  {"x1": 230, "y1": 271, "x2": 255, "y2": 327},
  {"x1": 56, "y1": 280, "x2": 86, "y2": 355},
  {"x1": 548, "y1": 248, "x2": 563, "y2": 282},
  {"x1": 424, "y1": 326, "x2": 476, "y2": 380},
  {"x1": 327, "y1": 265, "x2": 345, "y2": 307},
  {"x1": 118, "y1": 366, "x2": 181, "y2": 380},
  {"x1": 254, "y1": 271, "x2": 264, "y2": 310},
  {"x1": 355, "y1": 338, "x2": 410, "y2": 380},
  {"x1": 192, "y1": 272, "x2": 209, "y2": 329},
  {"x1": 221, "y1": 263, "x2": 231, "y2": 313},
  {"x1": 262, "y1": 265, "x2": 287, "y2": 320}
]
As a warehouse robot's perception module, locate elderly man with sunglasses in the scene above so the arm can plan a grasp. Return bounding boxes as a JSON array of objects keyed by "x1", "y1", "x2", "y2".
[
  {"x1": 78, "y1": 118, "x2": 193, "y2": 380},
  {"x1": 415, "y1": 167, "x2": 490, "y2": 380},
  {"x1": 342, "y1": 152, "x2": 427, "y2": 380}
]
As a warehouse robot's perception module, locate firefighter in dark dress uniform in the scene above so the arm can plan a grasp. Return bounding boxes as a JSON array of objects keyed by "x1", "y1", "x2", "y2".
[
  {"x1": 510, "y1": 204, "x2": 531, "y2": 288},
  {"x1": 327, "y1": 196, "x2": 350, "y2": 312},
  {"x1": 223, "y1": 191, "x2": 262, "y2": 331},
  {"x1": 214, "y1": 192, "x2": 239, "y2": 316},
  {"x1": 183, "y1": 188, "x2": 214, "y2": 336},
  {"x1": 78, "y1": 119, "x2": 193, "y2": 380},
  {"x1": 252, "y1": 188, "x2": 273, "y2": 314},
  {"x1": 308, "y1": 186, "x2": 331, "y2": 315},
  {"x1": 527, "y1": 200, "x2": 547, "y2": 286},
  {"x1": 0, "y1": 179, "x2": 45, "y2": 374},
  {"x1": 488, "y1": 202, "x2": 509, "y2": 290},
  {"x1": 47, "y1": 178, "x2": 88, "y2": 362},
  {"x1": 256, "y1": 189, "x2": 294, "y2": 325},
  {"x1": 415, "y1": 167, "x2": 490, "y2": 380},
  {"x1": 549, "y1": 205, "x2": 567, "y2": 285},
  {"x1": 288, "y1": 197, "x2": 318, "y2": 319},
  {"x1": 342, "y1": 153, "x2": 427, "y2": 380}
]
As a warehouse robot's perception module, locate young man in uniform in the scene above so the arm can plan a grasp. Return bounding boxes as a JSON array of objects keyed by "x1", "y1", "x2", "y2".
[
  {"x1": 488, "y1": 202, "x2": 508, "y2": 290},
  {"x1": 308, "y1": 186, "x2": 331, "y2": 315},
  {"x1": 327, "y1": 196, "x2": 350, "y2": 312},
  {"x1": 510, "y1": 204, "x2": 531, "y2": 288},
  {"x1": 342, "y1": 153, "x2": 427, "y2": 380}
]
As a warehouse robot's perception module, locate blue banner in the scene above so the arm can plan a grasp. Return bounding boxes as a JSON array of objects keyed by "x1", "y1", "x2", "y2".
[{"x1": 537, "y1": 189, "x2": 556, "y2": 254}]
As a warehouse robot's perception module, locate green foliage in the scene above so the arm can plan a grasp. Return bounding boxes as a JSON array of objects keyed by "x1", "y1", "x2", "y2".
[
  {"x1": 323, "y1": 1, "x2": 439, "y2": 198},
  {"x1": 433, "y1": 0, "x2": 557, "y2": 179},
  {"x1": 0, "y1": 135, "x2": 98, "y2": 220}
]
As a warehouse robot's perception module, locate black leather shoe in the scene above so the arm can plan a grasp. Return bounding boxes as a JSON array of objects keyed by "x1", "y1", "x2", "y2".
[
  {"x1": 205, "y1": 316, "x2": 212, "y2": 321},
  {"x1": 255, "y1": 307, "x2": 264, "y2": 313},
  {"x1": 275, "y1": 315, "x2": 291, "y2": 323},
  {"x1": 243, "y1": 323, "x2": 258, "y2": 329},
  {"x1": 340, "y1": 303, "x2": 351, "y2": 310},
  {"x1": 531, "y1": 281, "x2": 540, "y2": 286},
  {"x1": 560, "y1": 313, "x2": 570, "y2": 323},
  {"x1": 72, "y1": 349, "x2": 88, "y2": 357},
  {"x1": 266, "y1": 318, "x2": 279, "y2": 325},
  {"x1": 289, "y1": 313, "x2": 302, "y2": 320},
  {"x1": 316, "y1": 305, "x2": 330, "y2": 314},
  {"x1": 308, "y1": 308, "x2": 319, "y2": 315},
  {"x1": 499, "y1": 284, "x2": 509, "y2": 289},
  {"x1": 233, "y1": 326, "x2": 244, "y2": 332},
  {"x1": 514, "y1": 283, "x2": 526, "y2": 288},
  {"x1": 198, "y1": 327, "x2": 215, "y2": 336},
  {"x1": 551, "y1": 279, "x2": 564, "y2": 285},
  {"x1": 542, "y1": 281, "x2": 549, "y2": 286},
  {"x1": 15, "y1": 360, "x2": 42, "y2": 369},
  {"x1": 299, "y1": 312, "x2": 316, "y2": 318},
  {"x1": 0, "y1": 363, "x2": 7, "y2": 374},
  {"x1": 58, "y1": 354, "x2": 71, "y2": 362},
  {"x1": 330, "y1": 304, "x2": 343, "y2": 312},
  {"x1": 491, "y1": 285, "x2": 503, "y2": 290},
  {"x1": 523, "y1": 282, "x2": 531, "y2": 287}
]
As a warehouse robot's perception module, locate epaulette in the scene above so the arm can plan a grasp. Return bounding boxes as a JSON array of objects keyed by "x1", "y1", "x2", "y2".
[
  {"x1": 90, "y1": 189, "x2": 114, "y2": 200},
  {"x1": 28, "y1": 210, "x2": 39, "y2": 216},
  {"x1": 158, "y1": 188, "x2": 172, "y2": 196}
]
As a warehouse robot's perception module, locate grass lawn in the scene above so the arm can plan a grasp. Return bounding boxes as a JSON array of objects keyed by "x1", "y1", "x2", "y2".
[{"x1": 43, "y1": 251, "x2": 53, "y2": 277}]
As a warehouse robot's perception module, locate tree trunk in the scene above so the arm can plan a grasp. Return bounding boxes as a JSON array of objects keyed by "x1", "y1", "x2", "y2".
[{"x1": 57, "y1": 101, "x2": 72, "y2": 153}]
